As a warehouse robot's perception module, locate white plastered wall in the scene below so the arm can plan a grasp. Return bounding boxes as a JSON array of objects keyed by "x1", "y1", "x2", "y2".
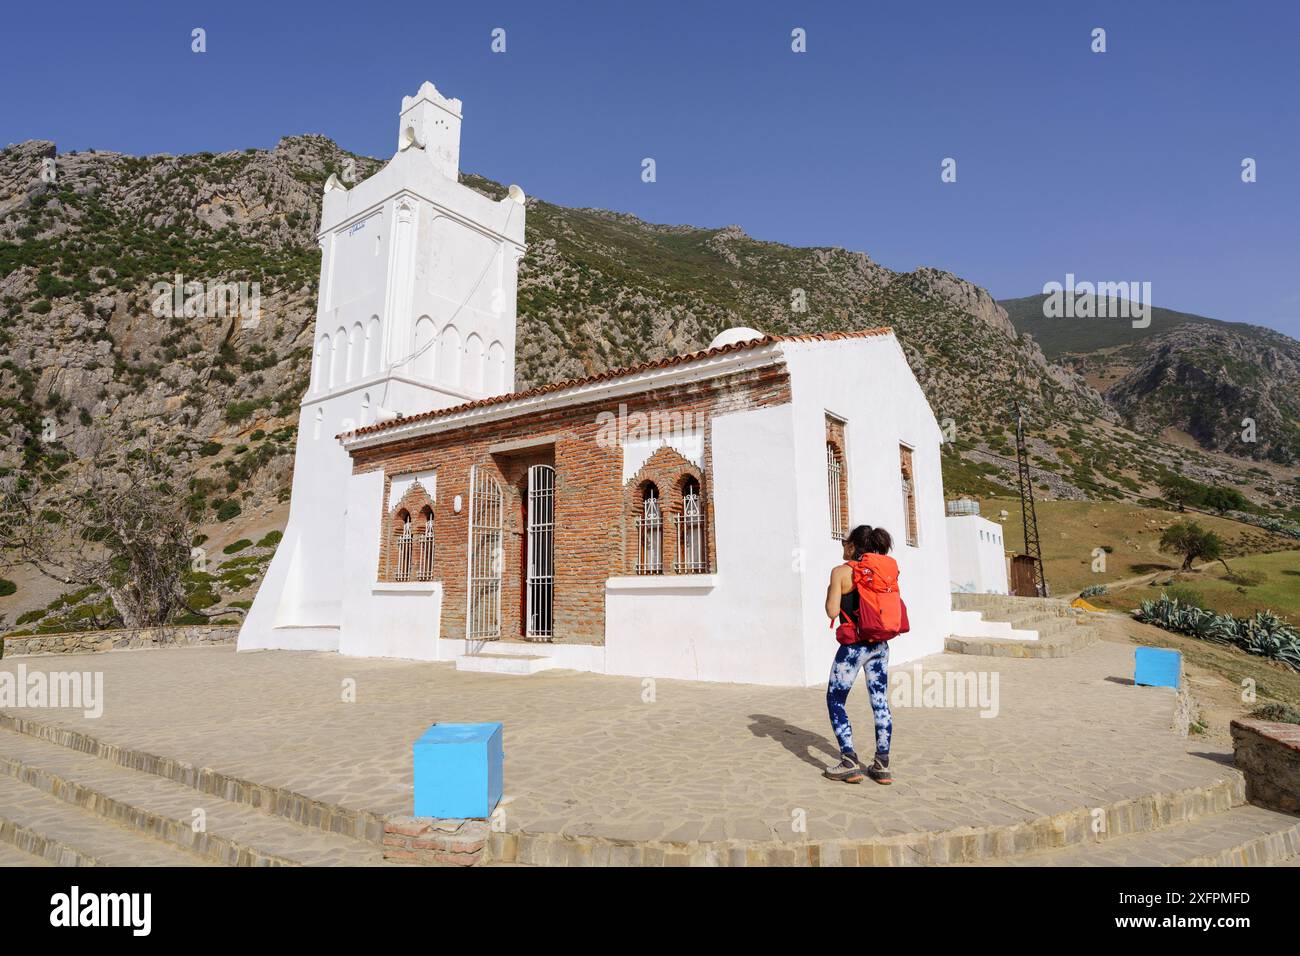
[
  {"x1": 337, "y1": 470, "x2": 445, "y2": 661},
  {"x1": 603, "y1": 402, "x2": 806, "y2": 685},
  {"x1": 780, "y1": 336, "x2": 951, "y2": 685},
  {"x1": 946, "y1": 514, "x2": 1010, "y2": 594}
]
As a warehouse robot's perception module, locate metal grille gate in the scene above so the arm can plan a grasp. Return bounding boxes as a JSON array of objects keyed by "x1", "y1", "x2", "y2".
[{"x1": 525, "y1": 464, "x2": 555, "y2": 639}]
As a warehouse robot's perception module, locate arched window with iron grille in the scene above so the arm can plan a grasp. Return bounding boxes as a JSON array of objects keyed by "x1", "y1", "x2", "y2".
[
  {"x1": 416, "y1": 505, "x2": 435, "y2": 581},
  {"x1": 635, "y1": 483, "x2": 663, "y2": 574},
  {"x1": 674, "y1": 477, "x2": 707, "y2": 573},
  {"x1": 393, "y1": 509, "x2": 414, "y2": 582}
]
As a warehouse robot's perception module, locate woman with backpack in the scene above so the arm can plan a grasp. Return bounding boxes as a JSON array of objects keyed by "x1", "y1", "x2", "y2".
[{"x1": 822, "y1": 525, "x2": 907, "y2": 785}]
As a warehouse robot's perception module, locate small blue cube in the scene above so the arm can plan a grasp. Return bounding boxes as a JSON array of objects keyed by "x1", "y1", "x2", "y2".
[
  {"x1": 1134, "y1": 646, "x2": 1182, "y2": 689},
  {"x1": 413, "y1": 722, "x2": 503, "y2": 819}
]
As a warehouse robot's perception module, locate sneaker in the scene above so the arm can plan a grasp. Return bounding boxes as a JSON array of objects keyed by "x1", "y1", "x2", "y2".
[
  {"x1": 824, "y1": 753, "x2": 865, "y2": 784},
  {"x1": 864, "y1": 754, "x2": 892, "y2": 785}
]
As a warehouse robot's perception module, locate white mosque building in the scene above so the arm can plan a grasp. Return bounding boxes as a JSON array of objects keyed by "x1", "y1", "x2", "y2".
[{"x1": 238, "y1": 82, "x2": 962, "y2": 686}]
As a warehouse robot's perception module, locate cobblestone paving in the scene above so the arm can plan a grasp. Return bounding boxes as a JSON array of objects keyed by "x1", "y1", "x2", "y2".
[{"x1": 0, "y1": 640, "x2": 1238, "y2": 845}]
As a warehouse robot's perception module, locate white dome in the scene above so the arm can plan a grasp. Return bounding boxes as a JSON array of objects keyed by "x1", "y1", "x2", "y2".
[{"x1": 708, "y1": 327, "x2": 765, "y2": 349}]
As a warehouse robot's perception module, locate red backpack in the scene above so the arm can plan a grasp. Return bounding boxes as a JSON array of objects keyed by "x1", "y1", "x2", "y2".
[{"x1": 834, "y1": 554, "x2": 910, "y2": 645}]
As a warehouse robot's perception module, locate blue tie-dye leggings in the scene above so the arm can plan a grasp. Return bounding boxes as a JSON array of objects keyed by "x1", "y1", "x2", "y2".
[{"x1": 826, "y1": 641, "x2": 892, "y2": 758}]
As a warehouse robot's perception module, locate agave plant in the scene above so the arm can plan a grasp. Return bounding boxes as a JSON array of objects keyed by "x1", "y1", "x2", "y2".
[
  {"x1": 1201, "y1": 614, "x2": 1241, "y2": 646},
  {"x1": 1132, "y1": 594, "x2": 1300, "y2": 672},
  {"x1": 1276, "y1": 644, "x2": 1300, "y2": 672}
]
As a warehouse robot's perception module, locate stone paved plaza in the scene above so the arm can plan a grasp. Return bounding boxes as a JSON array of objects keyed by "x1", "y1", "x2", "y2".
[{"x1": 0, "y1": 634, "x2": 1240, "y2": 849}]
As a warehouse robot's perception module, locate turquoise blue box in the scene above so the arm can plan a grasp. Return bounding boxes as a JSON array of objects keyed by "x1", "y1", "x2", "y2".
[
  {"x1": 413, "y1": 722, "x2": 503, "y2": 819},
  {"x1": 1134, "y1": 647, "x2": 1182, "y2": 689}
]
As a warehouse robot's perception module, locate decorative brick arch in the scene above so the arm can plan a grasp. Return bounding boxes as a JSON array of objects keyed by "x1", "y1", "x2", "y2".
[
  {"x1": 624, "y1": 445, "x2": 709, "y2": 574},
  {"x1": 383, "y1": 480, "x2": 437, "y2": 581}
]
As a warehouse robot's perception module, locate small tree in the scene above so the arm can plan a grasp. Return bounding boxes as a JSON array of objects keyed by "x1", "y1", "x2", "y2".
[
  {"x1": 1159, "y1": 476, "x2": 1199, "y2": 513},
  {"x1": 0, "y1": 431, "x2": 198, "y2": 628},
  {"x1": 1159, "y1": 520, "x2": 1228, "y2": 572}
]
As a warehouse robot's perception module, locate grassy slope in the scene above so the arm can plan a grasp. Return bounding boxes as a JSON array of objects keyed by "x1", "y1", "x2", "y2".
[
  {"x1": 978, "y1": 495, "x2": 1296, "y2": 612},
  {"x1": 1087, "y1": 549, "x2": 1300, "y2": 622}
]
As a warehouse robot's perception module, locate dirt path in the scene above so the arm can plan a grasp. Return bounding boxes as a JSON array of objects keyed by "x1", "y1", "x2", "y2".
[{"x1": 1062, "y1": 559, "x2": 1225, "y2": 599}]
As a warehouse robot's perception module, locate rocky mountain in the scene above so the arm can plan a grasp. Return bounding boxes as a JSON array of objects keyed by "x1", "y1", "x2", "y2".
[
  {"x1": 1000, "y1": 295, "x2": 1300, "y2": 465},
  {"x1": 1, "y1": 135, "x2": 1297, "y2": 562}
]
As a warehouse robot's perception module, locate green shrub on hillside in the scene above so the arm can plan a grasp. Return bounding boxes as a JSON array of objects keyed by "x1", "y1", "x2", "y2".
[
  {"x1": 1248, "y1": 703, "x2": 1300, "y2": 725},
  {"x1": 224, "y1": 400, "x2": 261, "y2": 424}
]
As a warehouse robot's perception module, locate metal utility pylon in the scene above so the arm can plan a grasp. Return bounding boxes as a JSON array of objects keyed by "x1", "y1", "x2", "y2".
[{"x1": 1014, "y1": 406, "x2": 1048, "y2": 597}]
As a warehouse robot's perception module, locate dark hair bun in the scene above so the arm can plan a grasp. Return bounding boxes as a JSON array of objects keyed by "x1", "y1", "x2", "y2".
[{"x1": 846, "y1": 524, "x2": 892, "y2": 557}]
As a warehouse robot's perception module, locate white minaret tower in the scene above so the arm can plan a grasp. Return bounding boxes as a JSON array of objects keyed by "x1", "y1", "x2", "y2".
[{"x1": 239, "y1": 82, "x2": 527, "y2": 652}]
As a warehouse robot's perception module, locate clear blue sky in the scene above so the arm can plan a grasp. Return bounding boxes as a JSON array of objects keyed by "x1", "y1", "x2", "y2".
[{"x1": 4, "y1": 1, "x2": 1297, "y2": 338}]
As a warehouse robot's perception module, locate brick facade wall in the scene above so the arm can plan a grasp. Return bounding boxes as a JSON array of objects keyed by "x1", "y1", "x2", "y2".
[{"x1": 353, "y1": 365, "x2": 791, "y2": 645}]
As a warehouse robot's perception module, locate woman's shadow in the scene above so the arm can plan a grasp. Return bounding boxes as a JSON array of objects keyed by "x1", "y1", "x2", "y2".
[{"x1": 748, "y1": 714, "x2": 840, "y2": 769}]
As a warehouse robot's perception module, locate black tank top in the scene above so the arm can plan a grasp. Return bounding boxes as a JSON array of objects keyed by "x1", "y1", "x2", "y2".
[{"x1": 840, "y1": 580, "x2": 859, "y2": 621}]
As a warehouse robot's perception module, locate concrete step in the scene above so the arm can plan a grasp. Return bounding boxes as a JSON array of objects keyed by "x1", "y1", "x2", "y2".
[
  {"x1": 951, "y1": 594, "x2": 1080, "y2": 616},
  {"x1": 949, "y1": 611, "x2": 1041, "y2": 642},
  {"x1": 946, "y1": 626, "x2": 1098, "y2": 658},
  {"x1": 948, "y1": 596, "x2": 1097, "y2": 657},
  {"x1": 0, "y1": 775, "x2": 209, "y2": 866},
  {"x1": 969, "y1": 804, "x2": 1300, "y2": 867},
  {"x1": 456, "y1": 652, "x2": 557, "y2": 675},
  {"x1": 999, "y1": 613, "x2": 1080, "y2": 635},
  {"x1": 0, "y1": 727, "x2": 389, "y2": 866},
  {"x1": 0, "y1": 711, "x2": 385, "y2": 846},
  {"x1": 493, "y1": 775, "x2": 1248, "y2": 866},
  {"x1": 0, "y1": 841, "x2": 52, "y2": 866}
]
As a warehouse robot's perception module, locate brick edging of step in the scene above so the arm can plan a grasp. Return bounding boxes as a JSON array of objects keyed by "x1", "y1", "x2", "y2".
[
  {"x1": 0, "y1": 814, "x2": 105, "y2": 866},
  {"x1": 1179, "y1": 821, "x2": 1300, "y2": 867},
  {"x1": 0, "y1": 712, "x2": 388, "y2": 846},
  {"x1": 0, "y1": 750, "x2": 300, "y2": 866},
  {"x1": 487, "y1": 775, "x2": 1245, "y2": 866},
  {"x1": 383, "y1": 816, "x2": 489, "y2": 867}
]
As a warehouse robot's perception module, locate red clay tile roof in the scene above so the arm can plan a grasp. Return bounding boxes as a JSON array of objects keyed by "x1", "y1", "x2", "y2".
[{"x1": 345, "y1": 326, "x2": 893, "y2": 441}]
